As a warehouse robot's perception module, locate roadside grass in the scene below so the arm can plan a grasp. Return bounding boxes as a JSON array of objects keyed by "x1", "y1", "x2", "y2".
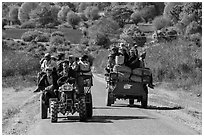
[
  {"x1": 145, "y1": 39, "x2": 201, "y2": 93},
  {"x1": 3, "y1": 107, "x2": 21, "y2": 121},
  {"x1": 2, "y1": 49, "x2": 40, "y2": 77},
  {"x1": 4, "y1": 28, "x2": 82, "y2": 44}
]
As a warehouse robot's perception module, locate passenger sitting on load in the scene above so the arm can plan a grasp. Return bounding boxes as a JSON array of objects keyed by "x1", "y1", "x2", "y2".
[
  {"x1": 38, "y1": 67, "x2": 59, "y2": 105},
  {"x1": 105, "y1": 54, "x2": 115, "y2": 73},
  {"x1": 33, "y1": 53, "x2": 57, "y2": 93},
  {"x1": 116, "y1": 45, "x2": 129, "y2": 66},
  {"x1": 126, "y1": 47, "x2": 140, "y2": 69}
]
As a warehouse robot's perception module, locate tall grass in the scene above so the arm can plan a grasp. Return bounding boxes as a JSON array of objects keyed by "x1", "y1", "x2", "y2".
[
  {"x1": 145, "y1": 39, "x2": 201, "y2": 91},
  {"x1": 2, "y1": 49, "x2": 40, "y2": 77}
]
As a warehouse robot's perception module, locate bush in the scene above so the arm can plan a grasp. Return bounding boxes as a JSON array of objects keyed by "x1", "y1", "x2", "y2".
[
  {"x1": 188, "y1": 33, "x2": 202, "y2": 47},
  {"x1": 50, "y1": 35, "x2": 65, "y2": 46},
  {"x1": 35, "y1": 33, "x2": 50, "y2": 42},
  {"x1": 185, "y1": 21, "x2": 202, "y2": 36},
  {"x1": 84, "y1": 6, "x2": 100, "y2": 20},
  {"x1": 90, "y1": 32, "x2": 110, "y2": 48},
  {"x1": 152, "y1": 16, "x2": 171, "y2": 30},
  {"x1": 20, "y1": 21, "x2": 36, "y2": 29},
  {"x1": 51, "y1": 31, "x2": 64, "y2": 37},
  {"x1": 66, "y1": 11, "x2": 81, "y2": 29},
  {"x1": 21, "y1": 30, "x2": 49, "y2": 42},
  {"x1": 130, "y1": 12, "x2": 143, "y2": 25},
  {"x1": 120, "y1": 24, "x2": 146, "y2": 47}
]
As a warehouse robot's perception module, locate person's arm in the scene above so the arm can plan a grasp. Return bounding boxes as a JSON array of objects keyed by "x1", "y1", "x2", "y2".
[{"x1": 41, "y1": 60, "x2": 46, "y2": 71}]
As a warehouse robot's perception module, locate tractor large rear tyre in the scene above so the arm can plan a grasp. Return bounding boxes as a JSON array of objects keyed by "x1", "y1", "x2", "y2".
[
  {"x1": 50, "y1": 98, "x2": 58, "y2": 123},
  {"x1": 40, "y1": 94, "x2": 48, "y2": 119},
  {"x1": 78, "y1": 96, "x2": 87, "y2": 122},
  {"x1": 86, "y1": 93, "x2": 93, "y2": 118}
]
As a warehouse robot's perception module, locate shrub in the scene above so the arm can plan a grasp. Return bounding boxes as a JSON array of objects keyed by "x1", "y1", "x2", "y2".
[
  {"x1": 84, "y1": 6, "x2": 100, "y2": 20},
  {"x1": 139, "y1": 5, "x2": 157, "y2": 22},
  {"x1": 21, "y1": 30, "x2": 39, "y2": 42},
  {"x1": 66, "y1": 11, "x2": 81, "y2": 29},
  {"x1": 35, "y1": 33, "x2": 50, "y2": 42},
  {"x1": 120, "y1": 24, "x2": 146, "y2": 47},
  {"x1": 189, "y1": 33, "x2": 202, "y2": 47},
  {"x1": 50, "y1": 35, "x2": 65, "y2": 46},
  {"x1": 152, "y1": 16, "x2": 171, "y2": 30},
  {"x1": 90, "y1": 32, "x2": 110, "y2": 48},
  {"x1": 185, "y1": 21, "x2": 201, "y2": 36},
  {"x1": 20, "y1": 21, "x2": 36, "y2": 29},
  {"x1": 51, "y1": 31, "x2": 64, "y2": 37},
  {"x1": 130, "y1": 12, "x2": 143, "y2": 25}
]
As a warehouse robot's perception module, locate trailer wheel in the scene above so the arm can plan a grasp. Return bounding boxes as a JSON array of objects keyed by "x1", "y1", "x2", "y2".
[
  {"x1": 141, "y1": 94, "x2": 148, "y2": 108},
  {"x1": 107, "y1": 89, "x2": 114, "y2": 106},
  {"x1": 129, "y1": 99, "x2": 134, "y2": 106}
]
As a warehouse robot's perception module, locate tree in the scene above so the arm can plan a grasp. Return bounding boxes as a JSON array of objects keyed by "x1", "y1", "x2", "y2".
[
  {"x1": 9, "y1": 6, "x2": 20, "y2": 25},
  {"x1": 58, "y1": 6, "x2": 70, "y2": 23},
  {"x1": 78, "y1": 2, "x2": 89, "y2": 13},
  {"x1": 163, "y1": 2, "x2": 183, "y2": 23},
  {"x1": 30, "y1": 5, "x2": 58, "y2": 27},
  {"x1": 66, "y1": 11, "x2": 81, "y2": 29},
  {"x1": 107, "y1": 5, "x2": 133, "y2": 28},
  {"x1": 152, "y1": 16, "x2": 171, "y2": 30},
  {"x1": 179, "y1": 2, "x2": 202, "y2": 25},
  {"x1": 18, "y1": 2, "x2": 39, "y2": 23},
  {"x1": 139, "y1": 5, "x2": 157, "y2": 22},
  {"x1": 130, "y1": 12, "x2": 144, "y2": 25},
  {"x1": 84, "y1": 6, "x2": 100, "y2": 20},
  {"x1": 120, "y1": 24, "x2": 146, "y2": 47}
]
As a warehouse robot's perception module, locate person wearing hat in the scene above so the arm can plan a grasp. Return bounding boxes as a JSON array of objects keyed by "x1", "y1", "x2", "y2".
[
  {"x1": 34, "y1": 66, "x2": 59, "y2": 93},
  {"x1": 33, "y1": 53, "x2": 57, "y2": 93},
  {"x1": 105, "y1": 54, "x2": 115, "y2": 73},
  {"x1": 41, "y1": 53, "x2": 57, "y2": 72},
  {"x1": 56, "y1": 53, "x2": 65, "y2": 75}
]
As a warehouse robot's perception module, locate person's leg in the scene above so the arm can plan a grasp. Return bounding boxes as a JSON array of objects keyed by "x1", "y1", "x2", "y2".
[
  {"x1": 33, "y1": 72, "x2": 46, "y2": 92},
  {"x1": 44, "y1": 85, "x2": 57, "y2": 105},
  {"x1": 148, "y1": 74, "x2": 155, "y2": 89}
]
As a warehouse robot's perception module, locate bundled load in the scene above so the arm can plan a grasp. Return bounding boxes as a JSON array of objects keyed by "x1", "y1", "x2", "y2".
[
  {"x1": 130, "y1": 68, "x2": 151, "y2": 83},
  {"x1": 113, "y1": 65, "x2": 132, "y2": 81},
  {"x1": 105, "y1": 43, "x2": 153, "y2": 86}
]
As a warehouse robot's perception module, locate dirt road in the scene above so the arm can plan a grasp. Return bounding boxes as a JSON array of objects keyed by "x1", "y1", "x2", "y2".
[{"x1": 25, "y1": 75, "x2": 200, "y2": 135}]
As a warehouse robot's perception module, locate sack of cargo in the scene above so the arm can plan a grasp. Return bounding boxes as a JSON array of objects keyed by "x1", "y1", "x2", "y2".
[
  {"x1": 115, "y1": 55, "x2": 124, "y2": 65},
  {"x1": 79, "y1": 61, "x2": 91, "y2": 72},
  {"x1": 130, "y1": 74, "x2": 151, "y2": 83},
  {"x1": 132, "y1": 68, "x2": 151, "y2": 76},
  {"x1": 118, "y1": 71, "x2": 131, "y2": 81},
  {"x1": 113, "y1": 65, "x2": 132, "y2": 73},
  {"x1": 130, "y1": 75, "x2": 142, "y2": 83},
  {"x1": 142, "y1": 76, "x2": 151, "y2": 83}
]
